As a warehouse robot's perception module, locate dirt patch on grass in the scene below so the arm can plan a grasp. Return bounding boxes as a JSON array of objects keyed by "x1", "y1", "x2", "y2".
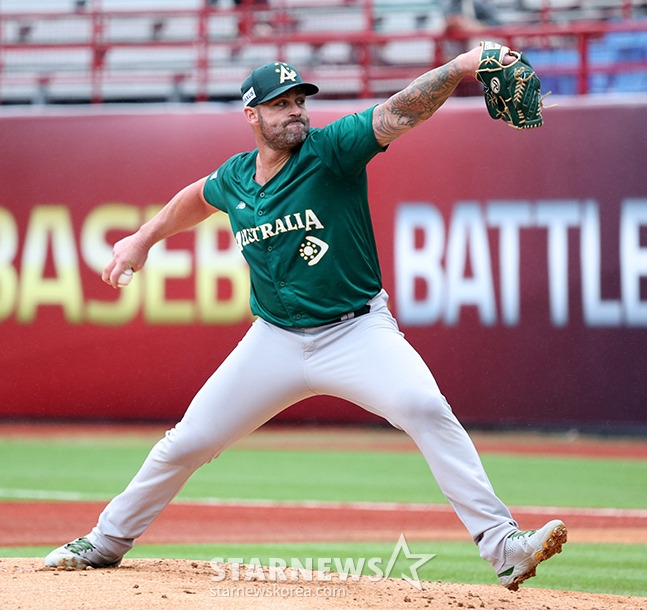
[{"x1": 2, "y1": 500, "x2": 646, "y2": 547}]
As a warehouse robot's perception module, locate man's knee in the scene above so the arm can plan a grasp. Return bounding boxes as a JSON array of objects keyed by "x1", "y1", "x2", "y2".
[
  {"x1": 154, "y1": 425, "x2": 218, "y2": 469},
  {"x1": 394, "y1": 390, "x2": 452, "y2": 426}
]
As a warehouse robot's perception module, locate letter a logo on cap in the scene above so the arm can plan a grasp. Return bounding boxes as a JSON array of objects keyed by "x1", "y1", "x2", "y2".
[{"x1": 276, "y1": 63, "x2": 297, "y2": 85}]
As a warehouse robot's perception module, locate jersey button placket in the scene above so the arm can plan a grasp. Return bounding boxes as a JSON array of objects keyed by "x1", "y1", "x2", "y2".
[
  {"x1": 256, "y1": 187, "x2": 296, "y2": 324},
  {"x1": 256, "y1": 190, "x2": 284, "y2": 317}
]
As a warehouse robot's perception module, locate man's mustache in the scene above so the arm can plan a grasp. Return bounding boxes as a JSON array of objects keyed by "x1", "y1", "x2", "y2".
[{"x1": 284, "y1": 118, "x2": 307, "y2": 127}]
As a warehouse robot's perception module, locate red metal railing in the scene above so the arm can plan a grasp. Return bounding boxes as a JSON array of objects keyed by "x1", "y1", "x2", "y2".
[
  {"x1": 444, "y1": 18, "x2": 647, "y2": 95},
  {"x1": 1, "y1": 1, "x2": 646, "y2": 103}
]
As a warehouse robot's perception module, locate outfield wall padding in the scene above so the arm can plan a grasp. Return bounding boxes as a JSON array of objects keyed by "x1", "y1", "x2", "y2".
[{"x1": 1, "y1": 97, "x2": 646, "y2": 429}]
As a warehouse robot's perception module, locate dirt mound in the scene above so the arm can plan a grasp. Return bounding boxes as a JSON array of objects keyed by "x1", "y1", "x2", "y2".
[{"x1": 2, "y1": 558, "x2": 644, "y2": 610}]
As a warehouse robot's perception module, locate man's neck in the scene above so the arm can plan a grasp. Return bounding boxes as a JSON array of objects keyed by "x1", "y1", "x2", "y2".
[{"x1": 254, "y1": 148, "x2": 292, "y2": 186}]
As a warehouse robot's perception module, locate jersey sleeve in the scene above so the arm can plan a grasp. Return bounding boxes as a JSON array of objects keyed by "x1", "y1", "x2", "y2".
[
  {"x1": 312, "y1": 106, "x2": 386, "y2": 178},
  {"x1": 202, "y1": 165, "x2": 227, "y2": 212}
]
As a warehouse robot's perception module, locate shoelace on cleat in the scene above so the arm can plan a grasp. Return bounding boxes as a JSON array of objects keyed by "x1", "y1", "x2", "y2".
[
  {"x1": 507, "y1": 529, "x2": 536, "y2": 540},
  {"x1": 65, "y1": 538, "x2": 95, "y2": 554}
]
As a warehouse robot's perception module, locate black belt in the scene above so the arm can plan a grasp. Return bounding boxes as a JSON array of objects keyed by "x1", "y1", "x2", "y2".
[{"x1": 339, "y1": 303, "x2": 370, "y2": 322}]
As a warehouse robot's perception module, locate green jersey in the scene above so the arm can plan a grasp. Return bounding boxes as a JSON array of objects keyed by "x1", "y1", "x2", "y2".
[{"x1": 203, "y1": 106, "x2": 385, "y2": 328}]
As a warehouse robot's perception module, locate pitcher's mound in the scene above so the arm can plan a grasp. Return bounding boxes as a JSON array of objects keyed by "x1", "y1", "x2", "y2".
[{"x1": 1, "y1": 558, "x2": 644, "y2": 609}]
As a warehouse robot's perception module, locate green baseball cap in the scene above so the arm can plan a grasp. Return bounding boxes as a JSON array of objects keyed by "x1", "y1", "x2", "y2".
[{"x1": 241, "y1": 61, "x2": 319, "y2": 107}]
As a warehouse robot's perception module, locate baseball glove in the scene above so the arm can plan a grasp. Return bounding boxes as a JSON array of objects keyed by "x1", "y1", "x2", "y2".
[{"x1": 475, "y1": 41, "x2": 547, "y2": 130}]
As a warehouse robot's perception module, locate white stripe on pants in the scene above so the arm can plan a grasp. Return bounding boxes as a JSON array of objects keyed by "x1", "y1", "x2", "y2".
[{"x1": 90, "y1": 290, "x2": 516, "y2": 571}]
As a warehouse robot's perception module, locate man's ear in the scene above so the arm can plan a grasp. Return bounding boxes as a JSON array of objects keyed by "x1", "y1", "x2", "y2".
[{"x1": 244, "y1": 106, "x2": 258, "y2": 125}]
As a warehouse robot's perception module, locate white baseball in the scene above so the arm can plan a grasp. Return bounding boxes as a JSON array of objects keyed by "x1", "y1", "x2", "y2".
[{"x1": 117, "y1": 268, "x2": 134, "y2": 287}]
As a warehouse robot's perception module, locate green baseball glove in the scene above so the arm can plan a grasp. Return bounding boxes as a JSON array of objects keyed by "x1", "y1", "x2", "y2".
[{"x1": 475, "y1": 41, "x2": 546, "y2": 130}]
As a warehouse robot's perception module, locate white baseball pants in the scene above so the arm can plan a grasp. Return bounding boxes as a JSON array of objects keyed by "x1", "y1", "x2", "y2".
[{"x1": 89, "y1": 290, "x2": 517, "y2": 571}]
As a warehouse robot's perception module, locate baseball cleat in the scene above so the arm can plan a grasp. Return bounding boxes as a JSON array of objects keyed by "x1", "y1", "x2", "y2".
[
  {"x1": 497, "y1": 519, "x2": 567, "y2": 591},
  {"x1": 45, "y1": 537, "x2": 122, "y2": 570}
]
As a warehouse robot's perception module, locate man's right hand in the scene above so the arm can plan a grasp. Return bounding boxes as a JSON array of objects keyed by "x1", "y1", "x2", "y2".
[{"x1": 102, "y1": 232, "x2": 150, "y2": 289}]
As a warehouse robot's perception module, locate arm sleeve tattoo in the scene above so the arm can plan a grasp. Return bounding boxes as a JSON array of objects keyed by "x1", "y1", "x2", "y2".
[{"x1": 373, "y1": 58, "x2": 466, "y2": 146}]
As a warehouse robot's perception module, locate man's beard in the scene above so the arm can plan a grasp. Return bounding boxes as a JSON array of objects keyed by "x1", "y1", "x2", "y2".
[{"x1": 257, "y1": 111, "x2": 310, "y2": 151}]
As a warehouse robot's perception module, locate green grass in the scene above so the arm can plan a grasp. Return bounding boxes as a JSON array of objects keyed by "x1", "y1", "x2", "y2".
[
  {"x1": 481, "y1": 454, "x2": 647, "y2": 509},
  {"x1": 1, "y1": 437, "x2": 647, "y2": 508}
]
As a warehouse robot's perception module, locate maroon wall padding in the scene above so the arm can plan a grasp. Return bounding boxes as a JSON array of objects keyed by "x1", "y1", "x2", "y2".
[{"x1": 1, "y1": 98, "x2": 646, "y2": 428}]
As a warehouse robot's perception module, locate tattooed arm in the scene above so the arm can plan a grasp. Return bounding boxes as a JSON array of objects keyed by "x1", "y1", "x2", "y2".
[{"x1": 372, "y1": 46, "x2": 482, "y2": 147}]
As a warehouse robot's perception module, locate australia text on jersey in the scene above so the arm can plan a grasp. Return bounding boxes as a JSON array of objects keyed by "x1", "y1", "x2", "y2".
[{"x1": 234, "y1": 208, "x2": 324, "y2": 251}]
